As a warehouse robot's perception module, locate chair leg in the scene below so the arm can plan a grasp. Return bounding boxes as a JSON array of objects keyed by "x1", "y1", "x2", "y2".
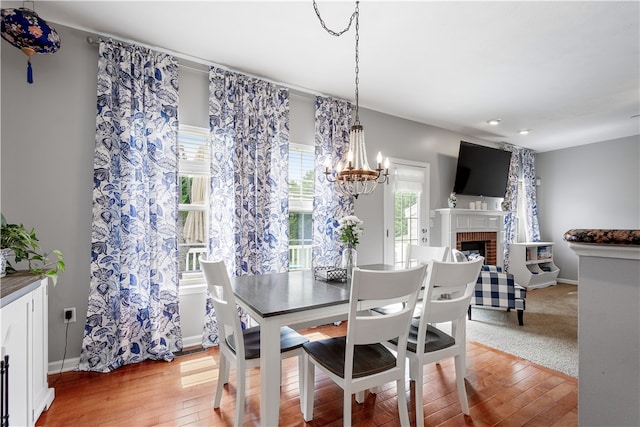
[
  {"x1": 221, "y1": 356, "x2": 230, "y2": 383},
  {"x1": 397, "y1": 376, "x2": 410, "y2": 427},
  {"x1": 343, "y1": 388, "x2": 352, "y2": 427},
  {"x1": 517, "y1": 309, "x2": 524, "y2": 326},
  {"x1": 298, "y1": 353, "x2": 305, "y2": 407},
  {"x1": 302, "y1": 355, "x2": 315, "y2": 422},
  {"x1": 414, "y1": 363, "x2": 425, "y2": 427},
  {"x1": 213, "y1": 354, "x2": 228, "y2": 409},
  {"x1": 235, "y1": 365, "x2": 246, "y2": 426},
  {"x1": 454, "y1": 354, "x2": 470, "y2": 415},
  {"x1": 355, "y1": 390, "x2": 365, "y2": 404},
  {"x1": 468, "y1": 305, "x2": 472, "y2": 320}
]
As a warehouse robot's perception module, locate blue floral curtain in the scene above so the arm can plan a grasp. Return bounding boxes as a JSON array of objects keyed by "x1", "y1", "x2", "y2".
[
  {"x1": 521, "y1": 149, "x2": 541, "y2": 242},
  {"x1": 202, "y1": 67, "x2": 289, "y2": 347},
  {"x1": 80, "y1": 41, "x2": 181, "y2": 373},
  {"x1": 503, "y1": 146, "x2": 520, "y2": 271},
  {"x1": 312, "y1": 96, "x2": 354, "y2": 268},
  {"x1": 503, "y1": 146, "x2": 541, "y2": 271}
]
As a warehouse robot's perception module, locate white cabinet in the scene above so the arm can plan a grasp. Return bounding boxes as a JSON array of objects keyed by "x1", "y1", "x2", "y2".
[
  {"x1": 1, "y1": 274, "x2": 55, "y2": 426},
  {"x1": 508, "y1": 242, "x2": 559, "y2": 289}
]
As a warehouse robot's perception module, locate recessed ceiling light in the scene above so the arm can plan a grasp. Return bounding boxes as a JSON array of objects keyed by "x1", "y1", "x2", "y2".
[
  {"x1": 519, "y1": 129, "x2": 531, "y2": 135},
  {"x1": 487, "y1": 118, "x2": 501, "y2": 126}
]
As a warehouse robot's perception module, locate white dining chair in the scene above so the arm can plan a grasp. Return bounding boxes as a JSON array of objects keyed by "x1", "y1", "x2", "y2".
[
  {"x1": 200, "y1": 258, "x2": 309, "y2": 426},
  {"x1": 301, "y1": 264, "x2": 427, "y2": 427},
  {"x1": 373, "y1": 245, "x2": 449, "y2": 317},
  {"x1": 385, "y1": 257, "x2": 484, "y2": 427},
  {"x1": 405, "y1": 244, "x2": 449, "y2": 267}
]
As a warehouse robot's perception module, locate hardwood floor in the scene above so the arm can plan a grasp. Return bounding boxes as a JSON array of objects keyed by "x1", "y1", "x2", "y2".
[{"x1": 37, "y1": 323, "x2": 577, "y2": 427}]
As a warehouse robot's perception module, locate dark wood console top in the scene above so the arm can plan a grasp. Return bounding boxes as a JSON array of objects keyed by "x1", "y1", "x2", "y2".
[
  {"x1": 1, "y1": 270, "x2": 42, "y2": 307},
  {"x1": 563, "y1": 229, "x2": 640, "y2": 246}
]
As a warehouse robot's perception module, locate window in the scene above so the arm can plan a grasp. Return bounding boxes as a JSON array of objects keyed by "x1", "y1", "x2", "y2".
[
  {"x1": 394, "y1": 191, "x2": 420, "y2": 265},
  {"x1": 289, "y1": 143, "x2": 314, "y2": 270},
  {"x1": 178, "y1": 125, "x2": 210, "y2": 283}
]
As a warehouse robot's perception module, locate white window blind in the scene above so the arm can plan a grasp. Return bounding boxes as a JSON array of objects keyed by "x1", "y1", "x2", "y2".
[
  {"x1": 393, "y1": 165, "x2": 425, "y2": 193},
  {"x1": 289, "y1": 143, "x2": 314, "y2": 211},
  {"x1": 178, "y1": 125, "x2": 210, "y2": 176}
]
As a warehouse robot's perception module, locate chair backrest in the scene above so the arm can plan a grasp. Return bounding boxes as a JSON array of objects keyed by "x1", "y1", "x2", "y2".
[
  {"x1": 405, "y1": 244, "x2": 449, "y2": 268},
  {"x1": 418, "y1": 257, "x2": 484, "y2": 337},
  {"x1": 344, "y1": 265, "x2": 427, "y2": 377},
  {"x1": 451, "y1": 249, "x2": 468, "y2": 263},
  {"x1": 200, "y1": 258, "x2": 247, "y2": 360}
]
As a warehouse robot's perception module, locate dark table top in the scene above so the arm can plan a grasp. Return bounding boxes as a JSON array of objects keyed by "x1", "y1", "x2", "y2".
[
  {"x1": 231, "y1": 269, "x2": 349, "y2": 318},
  {"x1": 230, "y1": 264, "x2": 396, "y2": 318}
]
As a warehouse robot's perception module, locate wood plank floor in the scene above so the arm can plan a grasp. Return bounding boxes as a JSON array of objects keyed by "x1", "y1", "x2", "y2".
[{"x1": 37, "y1": 323, "x2": 577, "y2": 427}]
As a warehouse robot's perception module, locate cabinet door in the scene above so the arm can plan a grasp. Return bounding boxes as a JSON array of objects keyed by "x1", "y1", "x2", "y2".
[
  {"x1": 1, "y1": 292, "x2": 33, "y2": 427},
  {"x1": 31, "y1": 280, "x2": 52, "y2": 418}
]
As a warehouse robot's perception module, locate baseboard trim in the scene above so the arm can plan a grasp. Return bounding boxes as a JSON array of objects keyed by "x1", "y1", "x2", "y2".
[
  {"x1": 48, "y1": 337, "x2": 204, "y2": 375},
  {"x1": 557, "y1": 278, "x2": 578, "y2": 285},
  {"x1": 49, "y1": 356, "x2": 80, "y2": 375}
]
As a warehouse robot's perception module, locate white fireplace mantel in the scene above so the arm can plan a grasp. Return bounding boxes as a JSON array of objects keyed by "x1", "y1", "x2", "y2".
[{"x1": 437, "y1": 208, "x2": 506, "y2": 265}]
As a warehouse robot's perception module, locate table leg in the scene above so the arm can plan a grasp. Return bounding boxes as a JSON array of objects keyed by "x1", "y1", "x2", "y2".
[{"x1": 260, "y1": 319, "x2": 281, "y2": 426}]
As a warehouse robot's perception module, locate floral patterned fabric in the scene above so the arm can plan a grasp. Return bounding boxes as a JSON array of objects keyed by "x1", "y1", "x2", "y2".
[
  {"x1": 0, "y1": 8, "x2": 61, "y2": 53},
  {"x1": 521, "y1": 149, "x2": 541, "y2": 242},
  {"x1": 503, "y1": 147, "x2": 540, "y2": 272},
  {"x1": 80, "y1": 41, "x2": 181, "y2": 373},
  {"x1": 203, "y1": 67, "x2": 290, "y2": 347},
  {"x1": 503, "y1": 146, "x2": 520, "y2": 271},
  {"x1": 312, "y1": 96, "x2": 354, "y2": 268}
]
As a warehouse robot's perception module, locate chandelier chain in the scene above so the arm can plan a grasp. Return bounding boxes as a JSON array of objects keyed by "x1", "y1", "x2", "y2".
[
  {"x1": 313, "y1": 1, "x2": 361, "y2": 123},
  {"x1": 354, "y1": 2, "x2": 360, "y2": 124},
  {"x1": 312, "y1": 1, "x2": 358, "y2": 37}
]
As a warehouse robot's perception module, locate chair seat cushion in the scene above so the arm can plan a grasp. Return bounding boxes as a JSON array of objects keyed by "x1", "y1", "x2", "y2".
[
  {"x1": 227, "y1": 325, "x2": 308, "y2": 360},
  {"x1": 390, "y1": 322, "x2": 455, "y2": 353},
  {"x1": 303, "y1": 336, "x2": 397, "y2": 379}
]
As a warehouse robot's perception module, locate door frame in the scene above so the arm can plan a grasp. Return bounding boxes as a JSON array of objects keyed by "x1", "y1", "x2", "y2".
[{"x1": 383, "y1": 158, "x2": 430, "y2": 265}]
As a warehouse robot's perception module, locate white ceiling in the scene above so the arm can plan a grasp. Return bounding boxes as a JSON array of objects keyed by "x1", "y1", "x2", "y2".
[{"x1": 10, "y1": 1, "x2": 640, "y2": 152}]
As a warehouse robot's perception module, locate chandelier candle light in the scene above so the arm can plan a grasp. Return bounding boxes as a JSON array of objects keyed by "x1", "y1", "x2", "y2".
[{"x1": 314, "y1": 0, "x2": 390, "y2": 199}]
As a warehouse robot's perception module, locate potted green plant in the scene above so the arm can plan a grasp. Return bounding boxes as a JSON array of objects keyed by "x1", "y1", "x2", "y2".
[{"x1": 1, "y1": 213, "x2": 65, "y2": 285}]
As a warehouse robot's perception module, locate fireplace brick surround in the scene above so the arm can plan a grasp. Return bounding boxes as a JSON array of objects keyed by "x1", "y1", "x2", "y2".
[
  {"x1": 437, "y1": 209, "x2": 506, "y2": 266},
  {"x1": 456, "y1": 231, "x2": 498, "y2": 266}
]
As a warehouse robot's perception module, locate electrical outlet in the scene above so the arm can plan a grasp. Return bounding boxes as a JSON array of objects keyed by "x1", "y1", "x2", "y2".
[{"x1": 63, "y1": 307, "x2": 76, "y2": 323}]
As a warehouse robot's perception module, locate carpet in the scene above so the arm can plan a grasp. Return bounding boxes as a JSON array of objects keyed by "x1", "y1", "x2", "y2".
[{"x1": 464, "y1": 283, "x2": 578, "y2": 378}]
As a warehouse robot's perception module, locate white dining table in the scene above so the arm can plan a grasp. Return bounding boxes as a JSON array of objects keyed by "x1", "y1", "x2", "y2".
[{"x1": 230, "y1": 265, "x2": 395, "y2": 426}]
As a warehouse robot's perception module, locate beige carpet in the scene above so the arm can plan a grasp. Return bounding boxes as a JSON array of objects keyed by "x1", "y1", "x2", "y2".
[{"x1": 464, "y1": 283, "x2": 578, "y2": 378}]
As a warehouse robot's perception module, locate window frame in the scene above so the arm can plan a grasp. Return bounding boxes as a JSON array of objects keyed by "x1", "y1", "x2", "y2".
[
  {"x1": 288, "y1": 142, "x2": 315, "y2": 270},
  {"x1": 178, "y1": 124, "x2": 211, "y2": 285}
]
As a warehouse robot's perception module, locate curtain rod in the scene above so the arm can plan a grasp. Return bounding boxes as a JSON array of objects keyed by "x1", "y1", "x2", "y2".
[{"x1": 85, "y1": 35, "x2": 327, "y2": 99}]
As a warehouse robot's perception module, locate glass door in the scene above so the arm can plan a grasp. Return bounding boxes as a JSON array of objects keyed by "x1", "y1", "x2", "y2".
[{"x1": 383, "y1": 159, "x2": 430, "y2": 267}]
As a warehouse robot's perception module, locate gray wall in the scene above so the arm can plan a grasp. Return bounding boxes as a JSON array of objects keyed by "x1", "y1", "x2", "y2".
[
  {"x1": 2, "y1": 23, "x2": 639, "y2": 365},
  {"x1": 536, "y1": 136, "x2": 640, "y2": 281},
  {"x1": 2, "y1": 25, "x2": 97, "y2": 368}
]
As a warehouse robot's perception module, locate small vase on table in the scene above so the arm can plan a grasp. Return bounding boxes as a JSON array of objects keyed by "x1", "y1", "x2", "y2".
[{"x1": 341, "y1": 246, "x2": 357, "y2": 285}]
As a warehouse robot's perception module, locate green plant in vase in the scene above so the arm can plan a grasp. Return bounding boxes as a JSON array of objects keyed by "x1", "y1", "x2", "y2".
[
  {"x1": 1, "y1": 213, "x2": 65, "y2": 284},
  {"x1": 336, "y1": 215, "x2": 363, "y2": 280}
]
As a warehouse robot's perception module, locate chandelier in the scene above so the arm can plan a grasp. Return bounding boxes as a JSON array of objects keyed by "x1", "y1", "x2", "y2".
[{"x1": 314, "y1": 1, "x2": 389, "y2": 199}]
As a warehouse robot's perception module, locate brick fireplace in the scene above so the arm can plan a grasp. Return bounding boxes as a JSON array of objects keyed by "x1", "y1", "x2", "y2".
[
  {"x1": 456, "y1": 231, "x2": 498, "y2": 265},
  {"x1": 437, "y1": 208, "x2": 506, "y2": 266}
]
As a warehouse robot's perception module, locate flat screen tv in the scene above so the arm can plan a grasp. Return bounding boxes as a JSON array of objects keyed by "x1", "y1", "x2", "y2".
[{"x1": 453, "y1": 141, "x2": 512, "y2": 198}]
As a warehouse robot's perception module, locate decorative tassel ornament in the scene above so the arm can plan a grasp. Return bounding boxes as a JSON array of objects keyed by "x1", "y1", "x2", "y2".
[{"x1": 27, "y1": 58, "x2": 33, "y2": 84}]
